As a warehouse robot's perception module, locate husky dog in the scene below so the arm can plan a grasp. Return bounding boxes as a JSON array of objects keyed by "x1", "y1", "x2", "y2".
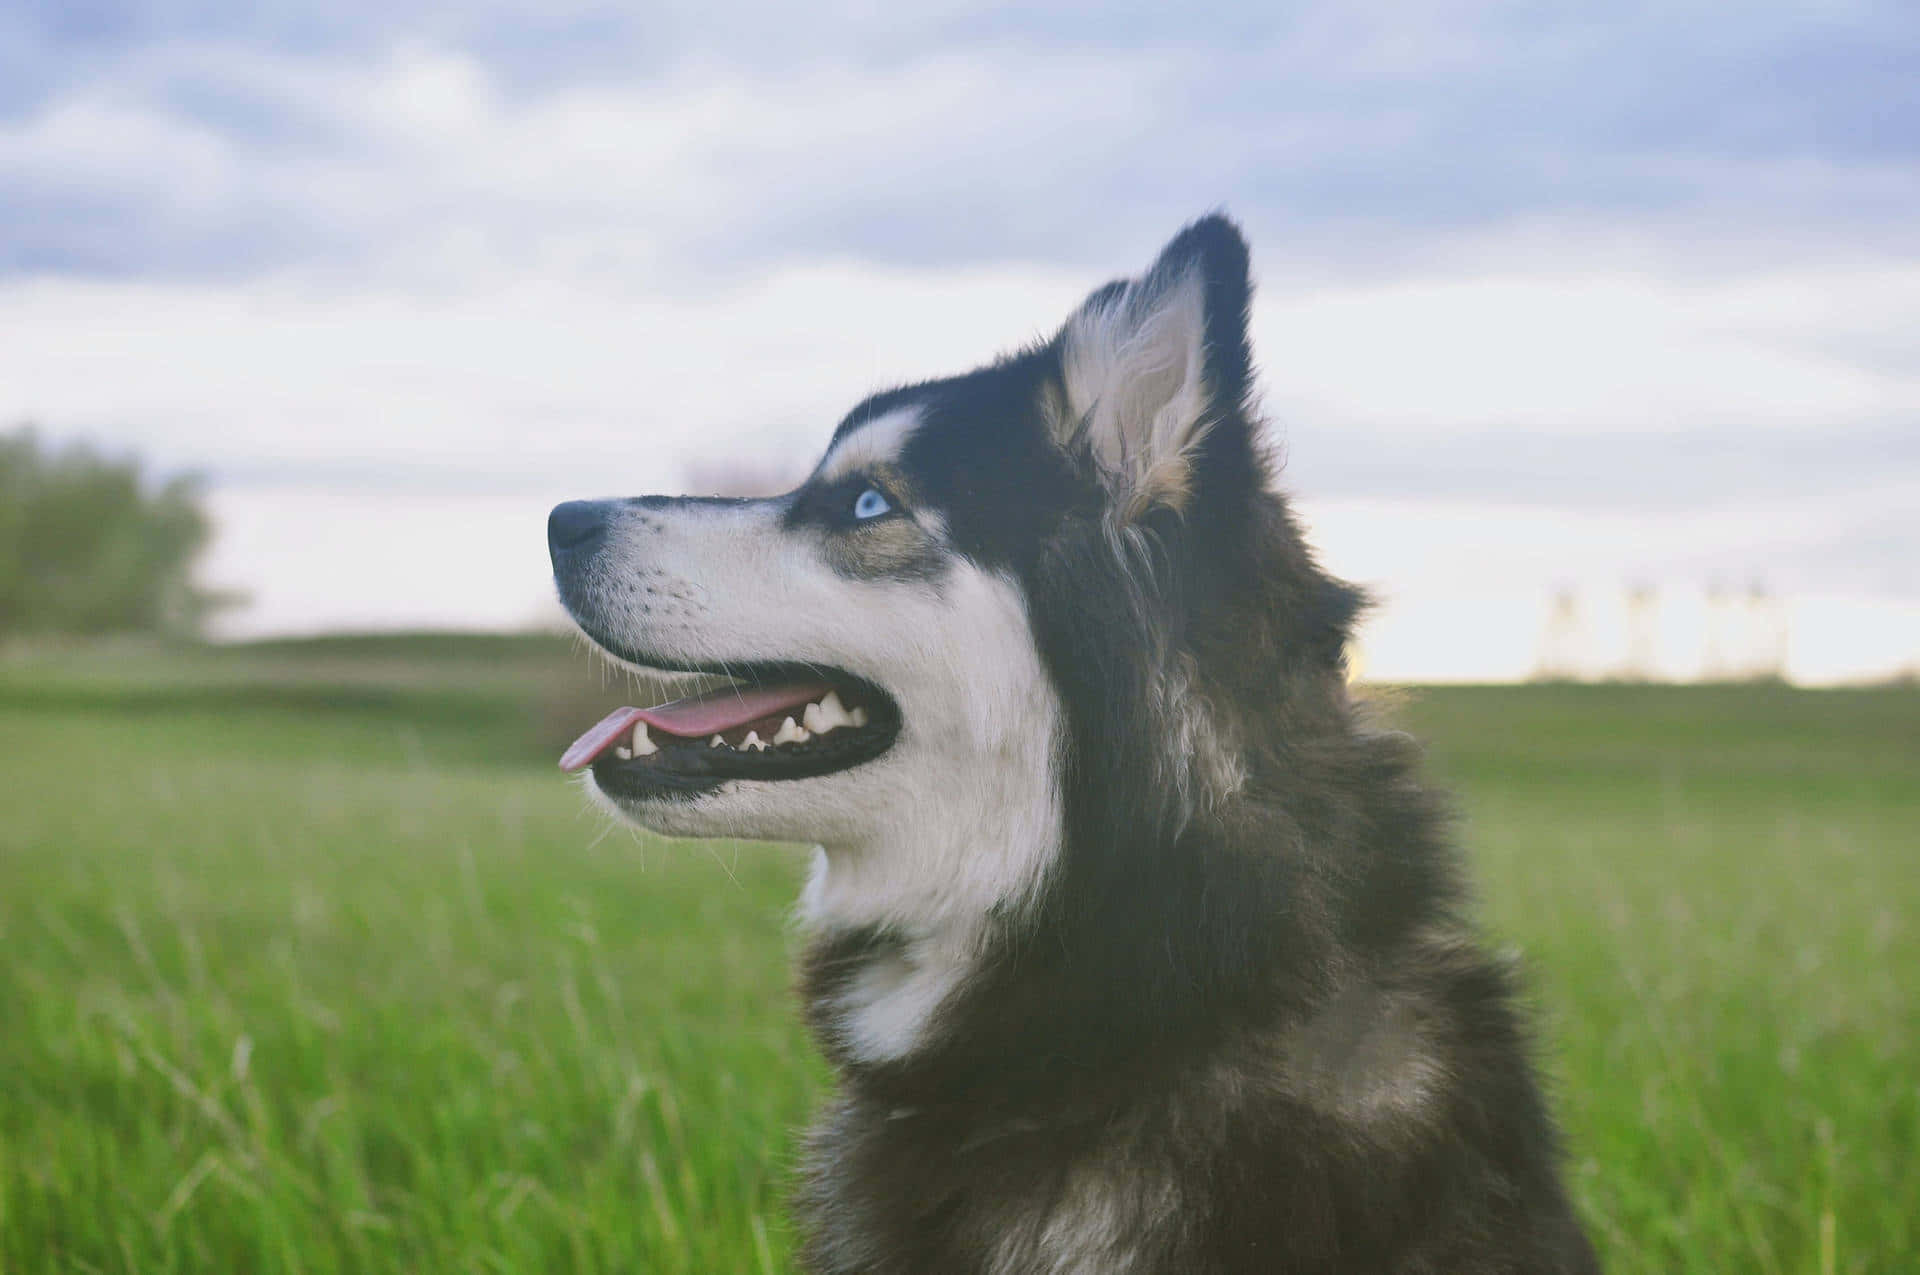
[{"x1": 548, "y1": 216, "x2": 1599, "y2": 1273}]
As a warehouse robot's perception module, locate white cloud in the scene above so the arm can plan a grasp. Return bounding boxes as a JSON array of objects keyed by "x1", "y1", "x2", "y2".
[
  {"x1": 4, "y1": 246, "x2": 1912, "y2": 491},
  {"x1": 0, "y1": 96, "x2": 238, "y2": 203},
  {"x1": 1256, "y1": 265, "x2": 1920, "y2": 436},
  {"x1": 1, "y1": 40, "x2": 1179, "y2": 284},
  {"x1": 0, "y1": 261, "x2": 1083, "y2": 483}
]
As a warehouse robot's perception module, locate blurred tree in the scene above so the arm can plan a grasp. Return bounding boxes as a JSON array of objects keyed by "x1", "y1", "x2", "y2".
[{"x1": 0, "y1": 425, "x2": 235, "y2": 638}]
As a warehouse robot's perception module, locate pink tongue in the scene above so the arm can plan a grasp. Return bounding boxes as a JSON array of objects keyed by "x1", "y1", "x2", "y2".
[
  {"x1": 558, "y1": 681, "x2": 832, "y2": 772},
  {"x1": 636, "y1": 680, "x2": 831, "y2": 736},
  {"x1": 559, "y1": 706, "x2": 647, "y2": 773}
]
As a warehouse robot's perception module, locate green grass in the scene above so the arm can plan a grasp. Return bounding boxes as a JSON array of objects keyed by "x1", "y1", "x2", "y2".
[{"x1": 2, "y1": 640, "x2": 1914, "y2": 1272}]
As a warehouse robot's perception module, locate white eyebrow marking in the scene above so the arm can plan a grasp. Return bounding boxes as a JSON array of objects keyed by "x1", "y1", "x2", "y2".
[{"x1": 816, "y1": 406, "x2": 922, "y2": 484}]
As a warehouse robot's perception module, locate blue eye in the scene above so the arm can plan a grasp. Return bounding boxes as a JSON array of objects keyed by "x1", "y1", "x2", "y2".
[{"x1": 853, "y1": 488, "x2": 892, "y2": 520}]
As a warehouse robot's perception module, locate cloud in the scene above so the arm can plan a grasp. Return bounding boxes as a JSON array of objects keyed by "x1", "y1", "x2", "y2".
[
  {"x1": 1260, "y1": 264, "x2": 1920, "y2": 435},
  {"x1": 0, "y1": 257, "x2": 1086, "y2": 487},
  {"x1": 3, "y1": 3, "x2": 1917, "y2": 282},
  {"x1": 4, "y1": 244, "x2": 1914, "y2": 602},
  {"x1": 0, "y1": 40, "x2": 1191, "y2": 280}
]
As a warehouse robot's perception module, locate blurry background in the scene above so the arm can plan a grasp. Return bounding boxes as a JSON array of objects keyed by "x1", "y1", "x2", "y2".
[
  {"x1": 3, "y1": 5, "x2": 1917, "y2": 1275},
  {"x1": 2, "y1": 0, "x2": 1915, "y2": 680}
]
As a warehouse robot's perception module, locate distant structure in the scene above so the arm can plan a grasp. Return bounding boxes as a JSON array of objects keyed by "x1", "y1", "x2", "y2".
[
  {"x1": 1537, "y1": 578, "x2": 1792, "y2": 684},
  {"x1": 1702, "y1": 579, "x2": 1732, "y2": 681},
  {"x1": 1704, "y1": 577, "x2": 1789, "y2": 680},
  {"x1": 1535, "y1": 588, "x2": 1584, "y2": 681},
  {"x1": 1746, "y1": 578, "x2": 1789, "y2": 680},
  {"x1": 1620, "y1": 583, "x2": 1659, "y2": 681}
]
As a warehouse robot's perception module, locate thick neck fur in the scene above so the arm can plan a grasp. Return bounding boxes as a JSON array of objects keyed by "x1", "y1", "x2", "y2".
[
  {"x1": 790, "y1": 443, "x2": 1594, "y2": 1275},
  {"x1": 799, "y1": 470, "x2": 1458, "y2": 1109},
  {"x1": 797, "y1": 779, "x2": 1062, "y2": 1067}
]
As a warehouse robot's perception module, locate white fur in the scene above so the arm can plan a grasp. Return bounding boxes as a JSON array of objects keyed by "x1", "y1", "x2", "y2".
[
  {"x1": 818, "y1": 929, "x2": 971, "y2": 1062},
  {"x1": 1153, "y1": 649, "x2": 1247, "y2": 819},
  {"x1": 1057, "y1": 267, "x2": 1213, "y2": 520},
  {"x1": 1102, "y1": 522, "x2": 1246, "y2": 824},
  {"x1": 814, "y1": 406, "x2": 922, "y2": 484},
  {"x1": 990, "y1": 1156, "x2": 1178, "y2": 1275},
  {"x1": 579, "y1": 494, "x2": 1065, "y2": 1060}
]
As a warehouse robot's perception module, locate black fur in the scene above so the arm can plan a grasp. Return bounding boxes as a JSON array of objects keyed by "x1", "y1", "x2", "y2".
[{"x1": 793, "y1": 217, "x2": 1600, "y2": 1273}]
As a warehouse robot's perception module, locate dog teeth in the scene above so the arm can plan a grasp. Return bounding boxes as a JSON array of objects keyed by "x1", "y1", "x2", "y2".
[
  {"x1": 687, "y1": 695, "x2": 861, "y2": 758},
  {"x1": 805, "y1": 692, "x2": 855, "y2": 735},
  {"x1": 613, "y1": 745, "x2": 632, "y2": 760},
  {"x1": 631, "y1": 722, "x2": 658, "y2": 756}
]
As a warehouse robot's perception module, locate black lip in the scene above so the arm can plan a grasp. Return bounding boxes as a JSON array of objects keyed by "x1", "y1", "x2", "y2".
[
  {"x1": 573, "y1": 640, "x2": 903, "y2": 803},
  {"x1": 591, "y1": 703, "x2": 900, "y2": 800}
]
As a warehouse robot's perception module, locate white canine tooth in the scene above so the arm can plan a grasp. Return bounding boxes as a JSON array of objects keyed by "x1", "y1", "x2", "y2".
[
  {"x1": 742, "y1": 731, "x2": 767, "y2": 752},
  {"x1": 802, "y1": 702, "x2": 828, "y2": 734},
  {"x1": 710, "y1": 735, "x2": 726, "y2": 748},
  {"x1": 773, "y1": 717, "x2": 810, "y2": 746},
  {"x1": 631, "y1": 722, "x2": 658, "y2": 756},
  {"x1": 813, "y1": 692, "x2": 852, "y2": 732},
  {"x1": 613, "y1": 745, "x2": 632, "y2": 761},
  {"x1": 848, "y1": 706, "x2": 869, "y2": 728}
]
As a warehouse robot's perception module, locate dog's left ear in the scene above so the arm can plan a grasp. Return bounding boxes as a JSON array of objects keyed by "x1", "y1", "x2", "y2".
[{"x1": 1049, "y1": 214, "x2": 1255, "y2": 521}]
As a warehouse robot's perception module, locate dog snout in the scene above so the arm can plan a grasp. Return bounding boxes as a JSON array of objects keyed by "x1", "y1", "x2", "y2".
[{"x1": 548, "y1": 499, "x2": 613, "y2": 570}]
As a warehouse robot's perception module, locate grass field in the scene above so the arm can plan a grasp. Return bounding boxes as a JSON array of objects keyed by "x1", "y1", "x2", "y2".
[{"x1": 2, "y1": 636, "x2": 1914, "y2": 1273}]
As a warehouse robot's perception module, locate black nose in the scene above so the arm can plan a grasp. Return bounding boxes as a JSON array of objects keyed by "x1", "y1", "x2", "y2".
[{"x1": 548, "y1": 499, "x2": 610, "y2": 562}]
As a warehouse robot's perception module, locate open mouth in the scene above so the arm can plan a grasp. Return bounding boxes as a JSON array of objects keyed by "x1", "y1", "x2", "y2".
[{"x1": 560, "y1": 663, "x2": 901, "y2": 800}]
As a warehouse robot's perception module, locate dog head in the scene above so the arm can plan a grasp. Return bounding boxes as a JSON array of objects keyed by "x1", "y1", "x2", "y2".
[{"x1": 550, "y1": 216, "x2": 1357, "y2": 938}]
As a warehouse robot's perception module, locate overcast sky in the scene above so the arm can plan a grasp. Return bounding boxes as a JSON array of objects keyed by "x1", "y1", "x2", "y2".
[{"x1": 2, "y1": 1, "x2": 1916, "y2": 679}]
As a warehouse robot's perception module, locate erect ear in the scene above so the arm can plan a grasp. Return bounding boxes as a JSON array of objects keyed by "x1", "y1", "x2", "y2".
[{"x1": 1049, "y1": 214, "x2": 1255, "y2": 521}]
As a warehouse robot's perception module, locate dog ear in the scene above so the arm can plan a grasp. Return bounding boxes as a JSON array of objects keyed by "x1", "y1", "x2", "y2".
[{"x1": 1049, "y1": 214, "x2": 1255, "y2": 521}]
